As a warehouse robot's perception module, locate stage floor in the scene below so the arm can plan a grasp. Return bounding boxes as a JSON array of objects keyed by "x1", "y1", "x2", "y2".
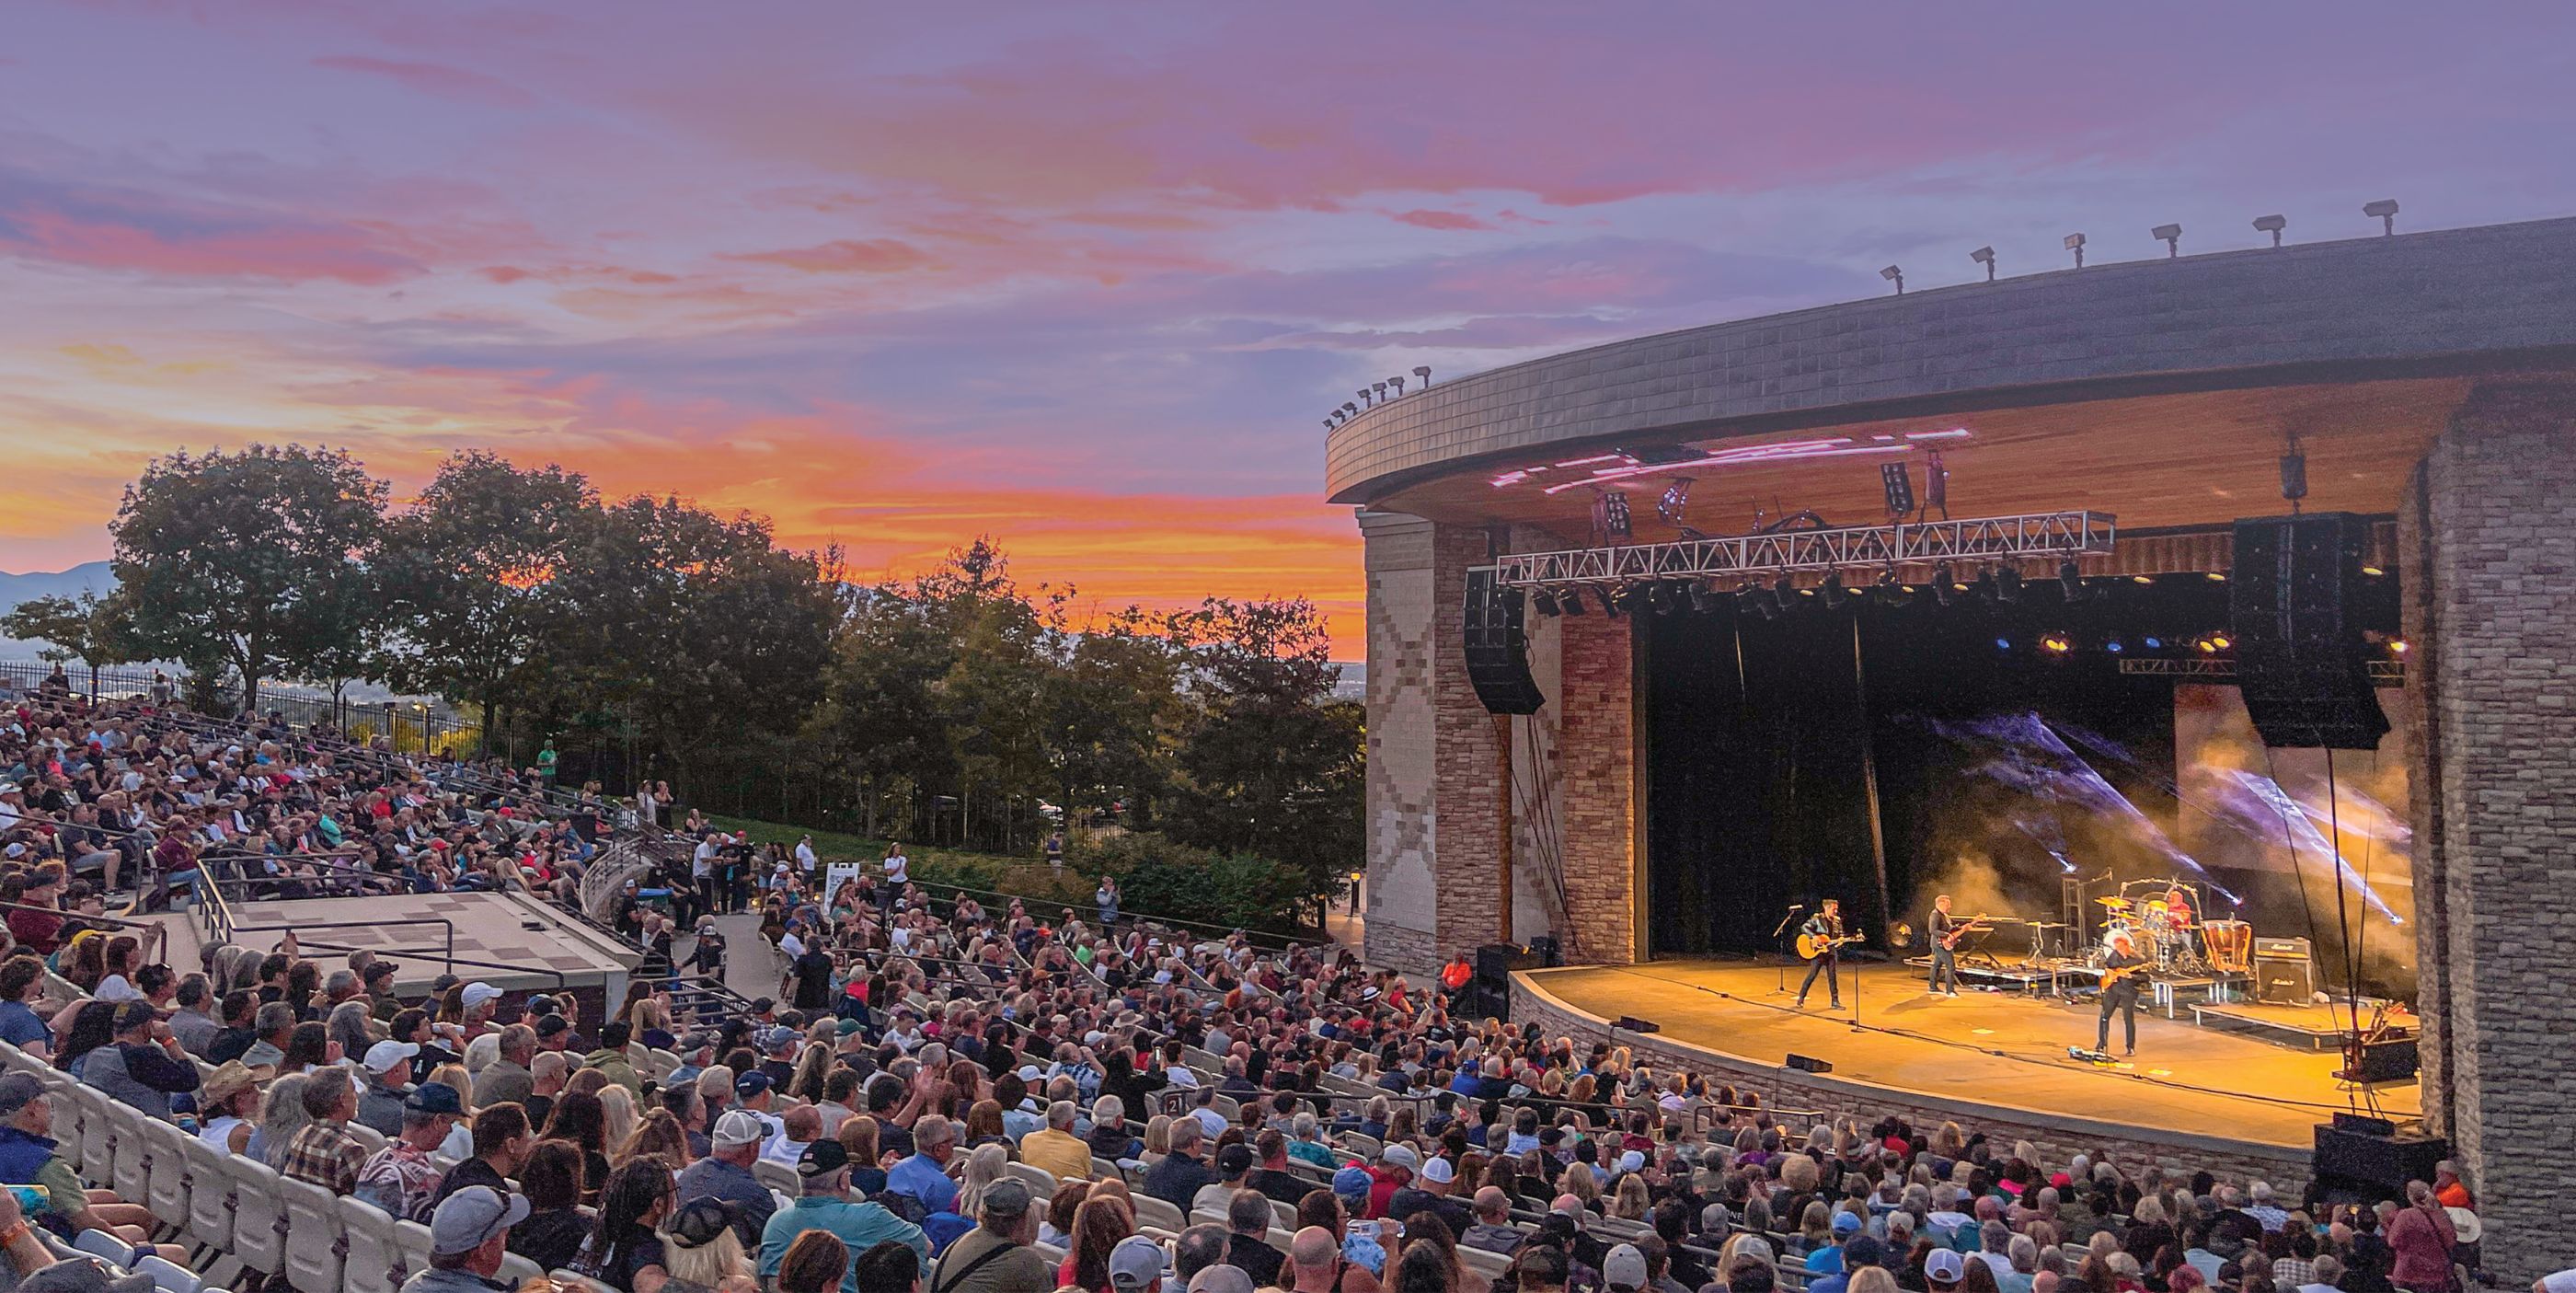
[{"x1": 1527, "y1": 958, "x2": 2419, "y2": 1150}]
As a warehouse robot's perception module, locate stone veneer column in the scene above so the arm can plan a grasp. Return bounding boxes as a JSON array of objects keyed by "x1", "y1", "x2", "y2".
[
  {"x1": 1555, "y1": 606, "x2": 1640, "y2": 963},
  {"x1": 2399, "y1": 382, "x2": 2576, "y2": 1282},
  {"x1": 1359, "y1": 513, "x2": 1508, "y2": 974}
]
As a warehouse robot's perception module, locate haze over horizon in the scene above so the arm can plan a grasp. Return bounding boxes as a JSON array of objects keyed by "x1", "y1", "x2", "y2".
[{"x1": 5, "y1": 4, "x2": 2572, "y2": 652}]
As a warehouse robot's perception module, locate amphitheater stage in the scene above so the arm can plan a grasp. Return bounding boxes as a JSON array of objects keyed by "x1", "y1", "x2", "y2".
[{"x1": 1513, "y1": 957, "x2": 2421, "y2": 1173}]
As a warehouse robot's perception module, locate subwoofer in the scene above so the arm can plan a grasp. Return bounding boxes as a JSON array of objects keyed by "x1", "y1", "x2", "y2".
[
  {"x1": 2230, "y1": 513, "x2": 2390, "y2": 749},
  {"x1": 1463, "y1": 567, "x2": 1546, "y2": 715}
]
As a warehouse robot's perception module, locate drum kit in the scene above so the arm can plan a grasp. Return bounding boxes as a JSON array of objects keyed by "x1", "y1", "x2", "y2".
[{"x1": 2088, "y1": 884, "x2": 2251, "y2": 976}]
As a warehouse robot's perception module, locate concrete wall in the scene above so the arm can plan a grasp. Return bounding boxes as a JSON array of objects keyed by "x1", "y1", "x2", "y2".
[
  {"x1": 1329, "y1": 216, "x2": 2576, "y2": 502},
  {"x1": 2400, "y1": 381, "x2": 2576, "y2": 1283}
]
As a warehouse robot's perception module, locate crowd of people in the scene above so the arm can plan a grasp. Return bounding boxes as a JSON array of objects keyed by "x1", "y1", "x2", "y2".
[{"x1": 0, "y1": 683, "x2": 2536, "y2": 1293}]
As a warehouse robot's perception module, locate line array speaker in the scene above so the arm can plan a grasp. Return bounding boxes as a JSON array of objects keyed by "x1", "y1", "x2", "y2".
[
  {"x1": 2230, "y1": 513, "x2": 2390, "y2": 749},
  {"x1": 1463, "y1": 567, "x2": 1546, "y2": 715}
]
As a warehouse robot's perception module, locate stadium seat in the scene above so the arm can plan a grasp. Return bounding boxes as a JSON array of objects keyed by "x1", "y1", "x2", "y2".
[
  {"x1": 338, "y1": 1195, "x2": 403, "y2": 1293},
  {"x1": 345, "y1": 1124, "x2": 388, "y2": 1155},
  {"x1": 214, "y1": 1151, "x2": 287, "y2": 1276},
  {"x1": 137, "y1": 1253, "x2": 204, "y2": 1293},
  {"x1": 76, "y1": 1092, "x2": 118, "y2": 1188},
  {"x1": 499, "y1": 1253, "x2": 544, "y2": 1286},
  {"x1": 646, "y1": 1049, "x2": 682, "y2": 1079},
  {"x1": 1132, "y1": 1195, "x2": 1185, "y2": 1233},
  {"x1": 1460, "y1": 1245, "x2": 1513, "y2": 1283},
  {"x1": 393, "y1": 1219, "x2": 436, "y2": 1278},
  {"x1": 144, "y1": 1120, "x2": 192, "y2": 1229},
  {"x1": 753, "y1": 1160, "x2": 799, "y2": 1195},
  {"x1": 278, "y1": 1174, "x2": 348, "y2": 1293},
  {"x1": 550, "y1": 1269, "x2": 618, "y2": 1293},
  {"x1": 1004, "y1": 1161, "x2": 1057, "y2": 1198},
  {"x1": 179, "y1": 1137, "x2": 236, "y2": 1253},
  {"x1": 73, "y1": 1227, "x2": 136, "y2": 1269},
  {"x1": 109, "y1": 1103, "x2": 153, "y2": 1202}
]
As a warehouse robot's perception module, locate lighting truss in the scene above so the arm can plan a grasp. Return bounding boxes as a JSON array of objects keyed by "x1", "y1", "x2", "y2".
[
  {"x1": 1492, "y1": 510, "x2": 2116, "y2": 589},
  {"x1": 2120, "y1": 658, "x2": 2408, "y2": 684}
]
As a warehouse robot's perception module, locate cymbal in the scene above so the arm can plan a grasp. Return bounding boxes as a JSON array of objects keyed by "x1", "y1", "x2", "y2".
[{"x1": 2095, "y1": 896, "x2": 2133, "y2": 907}]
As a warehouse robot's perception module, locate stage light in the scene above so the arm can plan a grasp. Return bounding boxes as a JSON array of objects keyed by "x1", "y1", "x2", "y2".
[
  {"x1": 1657, "y1": 478, "x2": 1694, "y2": 527},
  {"x1": 1598, "y1": 587, "x2": 1626, "y2": 618},
  {"x1": 1532, "y1": 589, "x2": 1560, "y2": 618},
  {"x1": 1357, "y1": 388, "x2": 1374, "y2": 408},
  {"x1": 1686, "y1": 583, "x2": 1718, "y2": 614},
  {"x1": 2388, "y1": 639, "x2": 2409, "y2": 655},
  {"x1": 1970, "y1": 246, "x2": 1995, "y2": 282},
  {"x1": 1880, "y1": 264, "x2": 1904, "y2": 294},
  {"x1": 2152, "y1": 223, "x2": 2182, "y2": 258},
  {"x1": 2103, "y1": 636, "x2": 2125, "y2": 653},
  {"x1": 1739, "y1": 585, "x2": 1777, "y2": 620},
  {"x1": 2058, "y1": 560, "x2": 2084, "y2": 601},
  {"x1": 2361, "y1": 565, "x2": 2386, "y2": 576},
  {"x1": 2040, "y1": 632, "x2": 2074, "y2": 655},
  {"x1": 1560, "y1": 588, "x2": 1587, "y2": 618},
  {"x1": 2064, "y1": 232, "x2": 2086, "y2": 268},
  {"x1": 1341, "y1": 402, "x2": 1359, "y2": 417},
  {"x1": 1322, "y1": 418, "x2": 1336, "y2": 431},
  {"x1": 1649, "y1": 583, "x2": 1679, "y2": 616},
  {"x1": 2142, "y1": 636, "x2": 2165, "y2": 650},
  {"x1": 2253, "y1": 214, "x2": 2286, "y2": 248},
  {"x1": 1373, "y1": 381, "x2": 1388, "y2": 402},
  {"x1": 2130, "y1": 574, "x2": 2153, "y2": 584},
  {"x1": 1972, "y1": 567, "x2": 1998, "y2": 605},
  {"x1": 2206, "y1": 571, "x2": 2227, "y2": 582},
  {"x1": 1821, "y1": 572, "x2": 1848, "y2": 610},
  {"x1": 2364, "y1": 199, "x2": 2398, "y2": 236},
  {"x1": 1880, "y1": 462, "x2": 1915, "y2": 519},
  {"x1": 2195, "y1": 633, "x2": 2232, "y2": 654},
  {"x1": 1414, "y1": 364, "x2": 1433, "y2": 387},
  {"x1": 1931, "y1": 561, "x2": 1957, "y2": 606},
  {"x1": 1995, "y1": 567, "x2": 2022, "y2": 604},
  {"x1": 1994, "y1": 636, "x2": 2013, "y2": 652},
  {"x1": 1872, "y1": 569, "x2": 1904, "y2": 606},
  {"x1": 1387, "y1": 375, "x2": 1406, "y2": 396}
]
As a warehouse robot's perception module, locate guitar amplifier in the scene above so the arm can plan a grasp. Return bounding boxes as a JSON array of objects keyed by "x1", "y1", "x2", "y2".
[
  {"x1": 2255, "y1": 953, "x2": 2317, "y2": 1005},
  {"x1": 2256, "y1": 937, "x2": 2313, "y2": 960}
]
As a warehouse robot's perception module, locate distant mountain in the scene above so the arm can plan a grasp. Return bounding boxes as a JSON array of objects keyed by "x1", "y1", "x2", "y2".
[{"x1": 0, "y1": 563, "x2": 117, "y2": 658}]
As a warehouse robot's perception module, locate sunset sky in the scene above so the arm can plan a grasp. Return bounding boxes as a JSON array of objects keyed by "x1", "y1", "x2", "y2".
[{"x1": 4, "y1": 5, "x2": 2570, "y2": 652}]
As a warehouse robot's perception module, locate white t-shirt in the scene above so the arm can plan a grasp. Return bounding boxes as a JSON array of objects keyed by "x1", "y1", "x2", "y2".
[{"x1": 883, "y1": 853, "x2": 909, "y2": 884}]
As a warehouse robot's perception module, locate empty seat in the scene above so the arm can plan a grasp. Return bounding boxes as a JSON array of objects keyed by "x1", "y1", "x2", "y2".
[
  {"x1": 393, "y1": 1219, "x2": 436, "y2": 1276},
  {"x1": 136, "y1": 1254, "x2": 203, "y2": 1293},
  {"x1": 179, "y1": 1137, "x2": 236, "y2": 1253},
  {"x1": 278, "y1": 1174, "x2": 348, "y2": 1293},
  {"x1": 73, "y1": 1228, "x2": 136, "y2": 1269},
  {"x1": 753, "y1": 1160, "x2": 799, "y2": 1195},
  {"x1": 75, "y1": 1093, "x2": 118, "y2": 1188},
  {"x1": 109, "y1": 1103, "x2": 154, "y2": 1202},
  {"x1": 339, "y1": 1195, "x2": 404, "y2": 1293},
  {"x1": 1460, "y1": 1245, "x2": 1514, "y2": 1283},
  {"x1": 1004, "y1": 1161, "x2": 1057, "y2": 1199},
  {"x1": 214, "y1": 1150, "x2": 287, "y2": 1276},
  {"x1": 144, "y1": 1121, "x2": 192, "y2": 1229},
  {"x1": 345, "y1": 1124, "x2": 389, "y2": 1155},
  {"x1": 1133, "y1": 1195, "x2": 1186, "y2": 1233}
]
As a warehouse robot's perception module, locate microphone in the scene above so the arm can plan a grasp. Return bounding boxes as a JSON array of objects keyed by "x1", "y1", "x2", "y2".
[{"x1": 1787, "y1": 904, "x2": 1806, "y2": 910}]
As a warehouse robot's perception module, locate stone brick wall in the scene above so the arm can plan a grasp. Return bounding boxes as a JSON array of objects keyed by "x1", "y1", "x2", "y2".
[
  {"x1": 1511, "y1": 975, "x2": 2313, "y2": 1191},
  {"x1": 1362, "y1": 512, "x2": 1441, "y2": 974},
  {"x1": 1557, "y1": 610, "x2": 1639, "y2": 962},
  {"x1": 2400, "y1": 382, "x2": 2576, "y2": 1283},
  {"x1": 1430, "y1": 524, "x2": 1509, "y2": 960}
]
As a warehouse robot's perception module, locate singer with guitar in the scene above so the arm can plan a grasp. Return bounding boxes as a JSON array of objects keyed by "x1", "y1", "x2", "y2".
[
  {"x1": 1926, "y1": 895, "x2": 1981, "y2": 998},
  {"x1": 2096, "y1": 930, "x2": 2148, "y2": 1056},
  {"x1": 1795, "y1": 898, "x2": 1857, "y2": 1010}
]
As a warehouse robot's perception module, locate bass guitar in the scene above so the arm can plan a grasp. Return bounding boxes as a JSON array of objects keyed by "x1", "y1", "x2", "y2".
[
  {"x1": 1938, "y1": 917, "x2": 1992, "y2": 951},
  {"x1": 1796, "y1": 932, "x2": 1863, "y2": 960}
]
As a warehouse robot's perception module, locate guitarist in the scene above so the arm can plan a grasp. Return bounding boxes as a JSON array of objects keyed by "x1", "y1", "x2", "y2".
[
  {"x1": 2096, "y1": 930, "x2": 2147, "y2": 1056},
  {"x1": 1926, "y1": 894, "x2": 1963, "y2": 998},
  {"x1": 1796, "y1": 898, "x2": 1846, "y2": 1010}
]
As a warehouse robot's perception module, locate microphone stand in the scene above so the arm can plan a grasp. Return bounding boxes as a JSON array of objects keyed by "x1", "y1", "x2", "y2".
[{"x1": 1769, "y1": 906, "x2": 1803, "y2": 996}]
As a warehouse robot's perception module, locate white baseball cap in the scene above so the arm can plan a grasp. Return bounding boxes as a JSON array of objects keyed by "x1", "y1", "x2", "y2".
[
  {"x1": 712, "y1": 1110, "x2": 767, "y2": 1148},
  {"x1": 1420, "y1": 1156, "x2": 1454, "y2": 1184},
  {"x1": 362, "y1": 1040, "x2": 420, "y2": 1073}
]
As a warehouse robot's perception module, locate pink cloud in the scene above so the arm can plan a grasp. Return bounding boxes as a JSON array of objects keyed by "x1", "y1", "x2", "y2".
[
  {"x1": 0, "y1": 172, "x2": 420, "y2": 283},
  {"x1": 312, "y1": 54, "x2": 536, "y2": 109},
  {"x1": 723, "y1": 238, "x2": 936, "y2": 273},
  {"x1": 1390, "y1": 209, "x2": 1495, "y2": 231}
]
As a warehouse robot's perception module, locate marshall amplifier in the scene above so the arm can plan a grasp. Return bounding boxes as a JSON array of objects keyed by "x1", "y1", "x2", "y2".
[
  {"x1": 2255, "y1": 937, "x2": 2317, "y2": 1005},
  {"x1": 2256, "y1": 937, "x2": 2314, "y2": 959}
]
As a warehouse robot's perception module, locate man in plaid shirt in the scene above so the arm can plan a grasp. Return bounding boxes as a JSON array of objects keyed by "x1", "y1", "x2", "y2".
[
  {"x1": 356, "y1": 1082, "x2": 466, "y2": 1221},
  {"x1": 282, "y1": 1070, "x2": 369, "y2": 1195}
]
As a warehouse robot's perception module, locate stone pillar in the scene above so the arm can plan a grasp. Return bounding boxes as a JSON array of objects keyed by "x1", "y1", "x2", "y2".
[
  {"x1": 1556, "y1": 606, "x2": 1641, "y2": 963},
  {"x1": 2400, "y1": 382, "x2": 2576, "y2": 1281},
  {"x1": 1358, "y1": 513, "x2": 1507, "y2": 974}
]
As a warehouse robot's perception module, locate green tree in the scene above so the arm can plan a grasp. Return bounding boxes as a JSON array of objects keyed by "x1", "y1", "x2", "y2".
[
  {"x1": 1037, "y1": 598, "x2": 1181, "y2": 830},
  {"x1": 378, "y1": 452, "x2": 599, "y2": 756},
  {"x1": 0, "y1": 592, "x2": 142, "y2": 698},
  {"x1": 1164, "y1": 597, "x2": 1364, "y2": 907},
  {"x1": 108, "y1": 444, "x2": 388, "y2": 710}
]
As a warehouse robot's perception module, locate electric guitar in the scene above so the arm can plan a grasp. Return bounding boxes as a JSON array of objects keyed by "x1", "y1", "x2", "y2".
[
  {"x1": 2097, "y1": 960, "x2": 2151, "y2": 989},
  {"x1": 1938, "y1": 917, "x2": 1991, "y2": 951},
  {"x1": 1796, "y1": 931, "x2": 1863, "y2": 960}
]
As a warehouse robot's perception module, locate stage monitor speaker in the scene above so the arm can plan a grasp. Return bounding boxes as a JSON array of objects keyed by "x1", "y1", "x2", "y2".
[
  {"x1": 1785, "y1": 1054, "x2": 1834, "y2": 1074},
  {"x1": 1463, "y1": 567, "x2": 1547, "y2": 715},
  {"x1": 2314, "y1": 1124, "x2": 2446, "y2": 1198},
  {"x1": 1476, "y1": 942, "x2": 1542, "y2": 987},
  {"x1": 1613, "y1": 1015, "x2": 1662, "y2": 1034},
  {"x1": 2338, "y1": 1037, "x2": 2421, "y2": 1085},
  {"x1": 2230, "y1": 513, "x2": 2390, "y2": 749}
]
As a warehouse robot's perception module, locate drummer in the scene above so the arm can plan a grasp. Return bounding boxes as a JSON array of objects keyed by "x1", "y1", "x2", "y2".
[{"x1": 2162, "y1": 885, "x2": 2195, "y2": 931}]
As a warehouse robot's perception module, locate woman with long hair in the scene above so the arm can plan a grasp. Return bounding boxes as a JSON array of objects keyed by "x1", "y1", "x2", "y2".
[
  {"x1": 1058, "y1": 1195, "x2": 1135, "y2": 1293},
  {"x1": 599, "y1": 1083, "x2": 638, "y2": 1155},
  {"x1": 249, "y1": 1072, "x2": 315, "y2": 1170},
  {"x1": 775, "y1": 1232, "x2": 849, "y2": 1293},
  {"x1": 1394, "y1": 1241, "x2": 1457, "y2": 1293},
  {"x1": 961, "y1": 1098, "x2": 1007, "y2": 1149},
  {"x1": 622, "y1": 1108, "x2": 694, "y2": 1171},
  {"x1": 545, "y1": 1090, "x2": 614, "y2": 1201},
  {"x1": 1040, "y1": 1181, "x2": 1089, "y2": 1249},
  {"x1": 1404, "y1": 1213, "x2": 1483, "y2": 1293},
  {"x1": 788, "y1": 1043, "x2": 832, "y2": 1104},
  {"x1": 954, "y1": 1143, "x2": 1008, "y2": 1218},
  {"x1": 656, "y1": 1196, "x2": 753, "y2": 1293},
  {"x1": 1611, "y1": 1173, "x2": 1651, "y2": 1221},
  {"x1": 280, "y1": 1021, "x2": 332, "y2": 1073},
  {"x1": 511, "y1": 1141, "x2": 594, "y2": 1273},
  {"x1": 326, "y1": 999, "x2": 374, "y2": 1064},
  {"x1": 581, "y1": 1156, "x2": 676, "y2": 1293},
  {"x1": 52, "y1": 1000, "x2": 117, "y2": 1075}
]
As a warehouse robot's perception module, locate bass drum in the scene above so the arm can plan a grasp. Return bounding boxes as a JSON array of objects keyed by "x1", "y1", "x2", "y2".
[{"x1": 2202, "y1": 919, "x2": 2253, "y2": 974}]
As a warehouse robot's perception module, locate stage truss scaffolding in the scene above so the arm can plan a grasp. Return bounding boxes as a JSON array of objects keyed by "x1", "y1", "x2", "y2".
[
  {"x1": 2121, "y1": 657, "x2": 2407, "y2": 684},
  {"x1": 1491, "y1": 509, "x2": 2117, "y2": 589}
]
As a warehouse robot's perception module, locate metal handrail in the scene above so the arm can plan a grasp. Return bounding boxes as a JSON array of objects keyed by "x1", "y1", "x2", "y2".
[
  {"x1": 289, "y1": 939, "x2": 569, "y2": 995},
  {"x1": 224, "y1": 917, "x2": 457, "y2": 967}
]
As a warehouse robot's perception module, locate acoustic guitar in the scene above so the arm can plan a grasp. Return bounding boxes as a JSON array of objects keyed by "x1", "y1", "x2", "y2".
[{"x1": 1796, "y1": 931, "x2": 1863, "y2": 960}]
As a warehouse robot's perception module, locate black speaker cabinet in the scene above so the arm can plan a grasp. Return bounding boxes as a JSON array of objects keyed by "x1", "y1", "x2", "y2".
[
  {"x1": 2255, "y1": 957, "x2": 2317, "y2": 1005},
  {"x1": 1463, "y1": 567, "x2": 1546, "y2": 715},
  {"x1": 2314, "y1": 1124, "x2": 2446, "y2": 1198},
  {"x1": 2230, "y1": 514, "x2": 2390, "y2": 748}
]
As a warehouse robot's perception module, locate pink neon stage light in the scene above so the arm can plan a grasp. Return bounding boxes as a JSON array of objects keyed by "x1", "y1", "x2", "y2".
[{"x1": 1490, "y1": 427, "x2": 1975, "y2": 491}]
